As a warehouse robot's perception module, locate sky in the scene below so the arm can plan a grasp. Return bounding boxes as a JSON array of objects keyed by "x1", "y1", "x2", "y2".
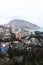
[{"x1": 0, "y1": 0, "x2": 43, "y2": 27}]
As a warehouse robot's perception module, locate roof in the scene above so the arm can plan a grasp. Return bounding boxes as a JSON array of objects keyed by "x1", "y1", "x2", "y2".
[{"x1": 0, "y1": 25, "x2": 10, "y2": 29}]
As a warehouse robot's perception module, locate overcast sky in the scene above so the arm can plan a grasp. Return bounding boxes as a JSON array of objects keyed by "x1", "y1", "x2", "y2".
[{"x1": 0, "y1": 0, "x2": 43, "y2": 27}]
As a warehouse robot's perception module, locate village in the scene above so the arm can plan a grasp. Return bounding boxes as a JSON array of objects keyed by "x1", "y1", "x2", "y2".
[{"x1": 0, "y1": 25, "x2": 43, "y2": 65}]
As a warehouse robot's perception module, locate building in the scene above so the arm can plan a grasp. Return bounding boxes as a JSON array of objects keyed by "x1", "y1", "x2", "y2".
[{"x1": 0, "y1": 25, "x2": 11, "y2": 39}]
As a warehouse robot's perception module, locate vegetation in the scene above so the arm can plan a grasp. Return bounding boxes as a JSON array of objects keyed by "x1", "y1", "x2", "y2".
[
  {"x1": 0, "y1": 31, "x2": 43, "y2": 65},
  {"x1": 0, "y1": 43, "x2": 43, "y2": 65}
]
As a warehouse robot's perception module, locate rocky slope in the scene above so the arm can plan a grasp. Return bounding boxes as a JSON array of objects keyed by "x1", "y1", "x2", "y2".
[{"x1": 8, "y1": 19, "x2": 40, "y2": 30}]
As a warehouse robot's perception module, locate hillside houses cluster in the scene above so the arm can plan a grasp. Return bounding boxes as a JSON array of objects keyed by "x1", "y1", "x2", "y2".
[
  {"x1": 0, "y1": 25, "x2": 11, "y2": 39},
  {"x1": 0, "y1": 25, "x2": 30, "y2": 39}
]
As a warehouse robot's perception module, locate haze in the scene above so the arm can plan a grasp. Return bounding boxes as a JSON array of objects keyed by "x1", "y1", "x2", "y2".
[{"x1": 0, "y1": 0, "x2": 43, "y2": 27}]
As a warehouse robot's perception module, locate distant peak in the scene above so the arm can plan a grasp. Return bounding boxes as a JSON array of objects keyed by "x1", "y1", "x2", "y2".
[{"x1": 8, "y1": 19, "x2": 40, "y2": 30}]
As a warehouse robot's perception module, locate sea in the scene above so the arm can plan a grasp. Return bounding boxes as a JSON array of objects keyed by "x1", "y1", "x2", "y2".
[{"x1": 28, "y1": 28, "x2": 43, "y2": 32}]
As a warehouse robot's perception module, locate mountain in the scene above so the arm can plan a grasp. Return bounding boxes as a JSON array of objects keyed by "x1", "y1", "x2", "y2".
[{"x1": 8, "y1": 19, "x2": 40, "y2": 30}]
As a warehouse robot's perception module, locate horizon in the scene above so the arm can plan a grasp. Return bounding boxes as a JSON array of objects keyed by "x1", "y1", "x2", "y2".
[{"x1": 0, "y1": 18, "x2": 42, "y2": 28}]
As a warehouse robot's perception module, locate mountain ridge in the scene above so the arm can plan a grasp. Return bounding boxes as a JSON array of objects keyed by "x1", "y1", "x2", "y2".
[{"x1": 8, "y1": 19, "x2": 40, "y2": 30}]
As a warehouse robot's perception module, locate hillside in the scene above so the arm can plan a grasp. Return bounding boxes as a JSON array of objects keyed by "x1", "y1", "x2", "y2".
[{"x1": 8, "y1": 19, "x2": 40, "y2": 30}]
